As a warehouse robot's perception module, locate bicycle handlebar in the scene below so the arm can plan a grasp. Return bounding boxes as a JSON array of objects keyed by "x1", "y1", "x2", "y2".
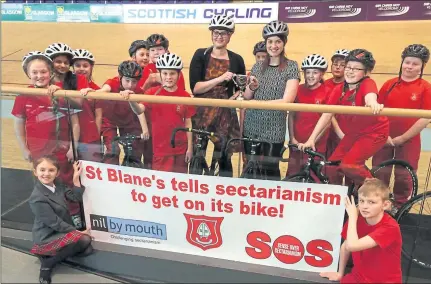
[
  {"x1": 281, "y1": 144, "x2": 327, "y2": 161},
  {"x1": 170, "y1": 127, "x2": 225, "y2": 149},
  {"x1": 113, "y1": 134, "x2": 142, "y2": 142},
  {"x1": 225, "y1": 137, "x2": 273, "y2": 156}
]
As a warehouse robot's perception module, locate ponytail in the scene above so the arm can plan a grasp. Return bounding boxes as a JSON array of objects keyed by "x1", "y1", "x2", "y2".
[{"x1": 63, "y1": 71, "x2": 77, "y2": 90}]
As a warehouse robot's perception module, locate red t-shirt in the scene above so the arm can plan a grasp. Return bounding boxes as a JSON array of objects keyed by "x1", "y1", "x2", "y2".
[
  {"x1": 293, "y1": 84, "x2": 330, "y2": 147},
  {"x1": 342, "y1": 213, "x2": 402, "y2": 283},
  {"x1": 11, "y1": 86, "x2": 71, "y2": 157},
  {"x1": 55, "y1": 75, "x2": 101, "y2": 143},
  {"x1": 327, "y1": 78, "x2": 389, "y2": 135},
  {"x1": 324, "y1": 78, "x2": 346, "y2": 136},
  {"x1": 81, "y1": 81, "x2": 102, "y2": 143},
  {"x1": 102, "y1": 76, "x2": 141, "y2": 129},
  {"x1": 142, "y1": 87, "x2": 195, "y2": 157},
  {"x1": 139, "y1": 63, "x2": 186, "y2": 92},
  {"x1": 379, "y1": 77, "x2": 431, "y2": 138},
  {"x1": 324, "y1": 77, "x2": 343, "y2": 92}
]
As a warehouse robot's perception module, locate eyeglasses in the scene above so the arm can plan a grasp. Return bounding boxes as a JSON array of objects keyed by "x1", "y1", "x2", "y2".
[
  {"x1": 212, "y1": 31, "x2": 230, "y2": 38},
  {"x1": 345, "y1": 66, "x2": 365, "y2": 72}
]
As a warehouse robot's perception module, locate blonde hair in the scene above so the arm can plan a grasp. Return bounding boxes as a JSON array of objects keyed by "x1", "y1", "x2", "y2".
[{"x1": 358, "y1": 178, "x2": 390, "y2": 201}]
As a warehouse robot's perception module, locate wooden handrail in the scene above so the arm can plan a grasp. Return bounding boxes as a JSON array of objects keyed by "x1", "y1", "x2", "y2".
[{"x1": 2, "y1": 85, "x2": 431, "y2": 119}]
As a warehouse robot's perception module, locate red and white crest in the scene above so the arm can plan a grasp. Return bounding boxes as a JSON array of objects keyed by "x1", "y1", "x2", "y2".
[
  {"x1": 183, "y1": 214, "x2": 224, "y2": 251},
  {"x1": 411, "y1": 93, "x2": 418, "y2": 101}
]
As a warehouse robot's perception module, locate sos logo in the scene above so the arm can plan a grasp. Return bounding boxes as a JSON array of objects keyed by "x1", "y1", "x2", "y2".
[{"x1": 245, "y1": 231, "x2": 334, "y2": 267}]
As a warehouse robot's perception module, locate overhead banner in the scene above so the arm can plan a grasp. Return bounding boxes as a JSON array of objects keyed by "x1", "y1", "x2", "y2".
[
  {"x1": 367, "y1": 1, "x2": 431, "y2": 21},
  {"x1": 89, "y1": 4, "x2": 123, "y2": 23},
  {"x1": 81, "y1": 161, "x2": 347, "y2": 273},
  {"x1": 279, "y1": 1, "x2": 431, "y2": 22},
  {"x1": 123, "y1": 3, "x2": 278, "y2": 24},
  {"x1": 1, "y1": 3, "x2": 25, "y2": 21},
  {"x1": 56, "y1": 4, "x2": 90, "y2": 23},
  {"x1": 23, "y1": 4, "x2": 57, "y2": 22}
]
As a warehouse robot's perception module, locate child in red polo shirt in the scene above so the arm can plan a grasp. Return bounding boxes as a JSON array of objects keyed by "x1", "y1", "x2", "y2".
[
  {"x1": 325, "y1": 49, "x2": 349, "y2": 159},
  {"x1": 320, "y1": 178, "x2": 402, "y2": 283},
  {"x1": 287, "y1": 54, "x2": 330, "y2": 177},
  {"x1": 72, "y1": 48, "x2": 103, "y2": 163},
  {"x1": 299, "y1": 49, "x2": 388, "y2": 186},
  {"x1": 44, "y1": 42, "x2": 89, "y2": 229},
  {"x1": 139, "y1": 34, "x2": 186, "y2": 93},
  {"x1": 96, "y1": 61, "x2": 149, "y2": 166},
  {"x1": 44, "y1": 43, "x2": 87, "y2": 165},
  {"x1": 129, "y1": 39, "x2": 150, "y2": 69},
  {"x1": 13, "y1": 51, "x2": 82, "y2": 228},
  {"x1": 124, "y1": 53, "x2": 194, "y2": 173},
  {"x1": 129, "y1": 40, "x2": 153, "y2": 169},
  {"x1": 373, "y1": 44, "x2": 431, "y2": 208}
]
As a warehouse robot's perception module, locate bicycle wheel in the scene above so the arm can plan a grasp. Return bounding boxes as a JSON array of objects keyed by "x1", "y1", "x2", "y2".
[
  {"x1": 371, "y1": 159, "x2": 419, "y2": 204},
  {"x1": 189, "y1": 157, "x2": 205, "y2": 175},
  {"x1": 396, "y1": 191, "x2": 431, "y2": 269},
  {"x1": 284, "y1": 174, "x2": 315, "y2": 183}
]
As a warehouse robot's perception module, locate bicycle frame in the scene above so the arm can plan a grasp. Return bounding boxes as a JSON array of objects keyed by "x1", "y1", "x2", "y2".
[
  {"x1": 193, "y1": 132, "x2": 211, "y2": 175},
  {"x1": 113, "y1": 134, "x2": 144, "y2": 168},
  {"x1": 282, "y1": 144, "x2": 335, "y2": 183},
  {"x1": 226, "y1": 137, "x2": 273, "y2": 179},
  {"x1": 171, "y1": 127, "x2": 225, "y2": 176},
  {"x1": 295, "y1": 154, "x2": 330, "y2": 184}
]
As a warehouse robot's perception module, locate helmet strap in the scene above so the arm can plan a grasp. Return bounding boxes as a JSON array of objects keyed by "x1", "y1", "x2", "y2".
[{"x1": 119, "y1": 76, "x2": 126, "y2": 91}]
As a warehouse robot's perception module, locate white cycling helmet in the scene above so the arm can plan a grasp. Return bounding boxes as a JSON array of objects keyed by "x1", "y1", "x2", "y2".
[
  {"x1": 22, "y1": 51, "x2": 53, "y2": 74},
  {"x1": 332, "y1": 49, "x2": 350, "y2": 60},
  {"x1": 156, "y1": 53, "x2": 183, "y2": 70},
  {"x1": 301, "y1": 54, "x2": 328, "y2": 71},
  {"x1": 262, "y1": 20, "x2": 289, "y2": 39},
  {"x1": 72, "y1": 49, "x2": 95, "y2": 63},
  {"x1": 44, "y1": 42, "x2": 74, "y2": 59},
  {"x1": 209, "y1": 15, "x2": 235, "y2": 32}
]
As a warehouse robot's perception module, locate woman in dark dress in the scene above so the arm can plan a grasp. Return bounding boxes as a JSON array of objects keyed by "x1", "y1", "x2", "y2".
[{"x1": 189, "y1": 15, "x2": 246, "y2": 177}]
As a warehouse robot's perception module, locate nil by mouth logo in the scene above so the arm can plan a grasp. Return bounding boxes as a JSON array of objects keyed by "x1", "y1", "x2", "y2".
[{"x1": 90, "y1": 214, "x2": 167, "y2": 240}]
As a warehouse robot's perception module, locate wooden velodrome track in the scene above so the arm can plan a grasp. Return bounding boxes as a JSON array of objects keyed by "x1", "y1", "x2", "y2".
[{"x1": 1, "y1": 20, "x2": 431, "y2": 192}]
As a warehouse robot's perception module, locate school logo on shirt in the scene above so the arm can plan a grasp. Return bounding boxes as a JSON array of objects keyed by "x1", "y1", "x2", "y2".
[
  {"x1": 315, "y1": 100, "x2": 321, "y2": 104},
  {"x1": 411, "y1": 93, "x2": 418, "y2": 101},
  {"x1": 184, "y1": 214, "x2": 224, "y2": 251}
]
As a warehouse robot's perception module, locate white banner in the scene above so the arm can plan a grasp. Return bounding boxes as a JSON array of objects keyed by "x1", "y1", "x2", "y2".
[
  {"x1": 81, "y1": 161, "x2": 347, "y2": 273},
  {"x1": 122, "y1": 3, "x2": 278, "y2": 24}
]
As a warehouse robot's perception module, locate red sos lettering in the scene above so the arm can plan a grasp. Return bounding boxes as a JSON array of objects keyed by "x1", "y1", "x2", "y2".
[{"x1": 245, "y1": 231, "x2": 333, "y2": 267}]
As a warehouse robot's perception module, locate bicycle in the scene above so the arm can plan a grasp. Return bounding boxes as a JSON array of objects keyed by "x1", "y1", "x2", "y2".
[
  {"x1": 171, "y1": 127, "x2": 225, "y2": 176},
  {"x1": 225, "y1": 137, "x2": 273, "y2": 179},
  {"x1": 113, "y1": 133, "x2": 145, "y2": 168},
  {"x1": 281, "y1": 144, "x2": 431, "y2": 269},
  {"x1": 281, "y1": 144, "x2": 418, "y2": 200}
]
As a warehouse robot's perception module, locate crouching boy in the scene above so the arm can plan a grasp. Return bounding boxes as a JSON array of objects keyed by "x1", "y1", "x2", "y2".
[{"x1": 321, "y1": 178, "x2": 402, "y2": 283}]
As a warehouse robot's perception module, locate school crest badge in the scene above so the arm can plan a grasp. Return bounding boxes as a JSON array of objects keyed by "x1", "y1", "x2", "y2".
[{"x1": 184, "y1": 214, "x2": 224, "y2": 251}]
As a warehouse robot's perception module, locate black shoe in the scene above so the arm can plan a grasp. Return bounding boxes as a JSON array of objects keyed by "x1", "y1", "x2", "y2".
[{"x1": 39, "y1": 267, "x2": 52, "y2": 284}]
